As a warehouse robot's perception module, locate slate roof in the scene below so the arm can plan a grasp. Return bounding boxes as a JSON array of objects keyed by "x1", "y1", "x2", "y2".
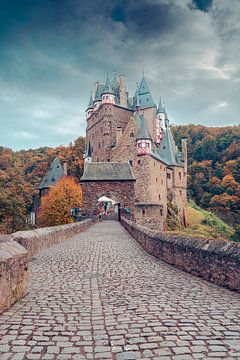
[
  {"x1": 80, "y1": 162, "x2": 135, "y2": 181},
  {"x1": 133, "y1": 76, "x2": 155, "y2": 109},
  {"x1": 157, "y1": 97, "x2": 165, "y2": 113},
  {"x1": 102, "y1": 74, "x2": 114, "y2": 95},
  {"x1": 158, "y1": 127, "x2": 180, "y2": 166},
  {"x1": 38, "y1": 158, "x2": 64, "y2": 189},
  {"x1": 94, "y1": 83, "x2": 104, "y2": 101},
  {"x1": 87, "y1": 92, "x2": 94, "y2": 110},
  {"x1": 136, "y1": 115, "x2": 152, "y2": 140}
]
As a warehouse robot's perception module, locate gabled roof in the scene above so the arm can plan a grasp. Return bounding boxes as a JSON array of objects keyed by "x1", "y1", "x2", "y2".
[
  {"x1": 87, "y1": 92, "x2": 94, "y2": 110},
  {"x1": 134, "y1": 76, "x2": 155, "y2": 109},
  {"x1": 38, "y1": 158, "x2": 64, "y2": 190},
  {"x1": 80, "y1": 162, "x2": 135, "y2": 181},
  {"x1": 102, "y1": 74, "x2": 114, "y2": 95},
  {"x1": 136, "y1": 114, "x2": 152, "y2": 140},
  {"x1": 157, "y1": 97, "x2": 165, "y2": 114}
]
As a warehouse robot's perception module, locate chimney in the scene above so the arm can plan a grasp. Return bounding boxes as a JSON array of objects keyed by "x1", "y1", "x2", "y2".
[
  {"x1": 181, "y1": 138, "x2": 187, "y2": 175},
  {"x1": 93, "y1": 81, "x2": 99, "y2": 100},
  {"x1": 63, "y1": 162, "x2": 68, "y2": 176},
  {"x1": 116, "y1": 127, "x2": 123, "y2": 145},
  {"x1": 119, "y1": 74, "x2": 128, "y2": 108}
]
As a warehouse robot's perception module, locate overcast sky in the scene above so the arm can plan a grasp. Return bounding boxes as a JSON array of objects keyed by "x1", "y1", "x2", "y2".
[{"x1": 0, "y1": 0, "x2": 239, "y2": 150}]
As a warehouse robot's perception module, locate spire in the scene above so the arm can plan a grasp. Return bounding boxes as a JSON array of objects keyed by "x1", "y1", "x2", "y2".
[
  {"x1": 94, "y1": 83, "x2": 103, "y2": 101},
  {"x1": 102, "y1": 73, "x2": 114, "y2": 95},
  {"x1": 135, "y1": 75, "x2": 155, "y2": 109},
  {"x1": 87, "y1": 92, "x2": 94, "y2": 110},
  {"x1": 157, "y1": 97, "x2": 164, "y2": 114},
  {"x1": 135, "y1": 82, "x2": 140, "y2": 110},
  {"x1": 165, "y1": 107, "x2": 170, "y2": 128},
  {"x1": 136, "y1": 115, "x2": 152, "y2": 140}
]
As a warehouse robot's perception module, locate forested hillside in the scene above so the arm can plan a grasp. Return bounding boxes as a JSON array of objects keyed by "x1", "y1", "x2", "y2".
[
  {"x1": 172, "y1": 125, "x2": 240, "y2": 226},
  {"x1": 0, "y1": 125, "x2": 239, "y2": 234}
]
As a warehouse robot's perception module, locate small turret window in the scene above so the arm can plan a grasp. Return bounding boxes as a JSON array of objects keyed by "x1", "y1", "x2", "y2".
[
  {"x1": 130, "y1": 132, "x2": 134, "y2": 137},
  {"x1": 179, "y1": 172, "x2": 182, "y2": 180},
  {"x1": 167, "y1": 173, "x2": 171, "y2": 179}
]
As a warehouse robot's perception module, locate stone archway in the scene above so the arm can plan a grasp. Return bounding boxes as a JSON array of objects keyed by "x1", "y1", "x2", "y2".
[{"x1": 80, "y1": 180, "x2": 135, "y2": 219}]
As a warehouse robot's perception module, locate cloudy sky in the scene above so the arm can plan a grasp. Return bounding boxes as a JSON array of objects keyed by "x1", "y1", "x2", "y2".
[{"x1": 0, "y1": 0, "x2": 239, "y2": 150}]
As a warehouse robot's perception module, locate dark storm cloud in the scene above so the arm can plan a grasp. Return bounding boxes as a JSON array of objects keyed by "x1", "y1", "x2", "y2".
[{"x1": 0, "y1": 0, "x2": 239, "y2": 149}]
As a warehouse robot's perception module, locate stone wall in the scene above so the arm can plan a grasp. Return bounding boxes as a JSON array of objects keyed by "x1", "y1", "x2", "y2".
[
  {"x1": 0, "y1": 240, "x2": 28, "y2": 314},
  {"x1": 121, "y1": 217, "x2": 240, "y2": 292},
  {"x1": 81, "y1": 181, "x2": 135, "y2": 216},
  {"x1": 10, "y1": 219, "x2": 94, "y2": 258},
  {"x1": 0, "y1": 219, "x2": 95, "y2": 313}
]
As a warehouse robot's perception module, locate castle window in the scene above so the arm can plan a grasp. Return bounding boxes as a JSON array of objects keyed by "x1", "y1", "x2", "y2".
[
  {"x1": 179, "y1": 172, "x2": 182, "y2": 180},
  {"x1": 129, "y1": 160, "x2": 133, "y2": 167},
  {"x1": 167, "y1": 173, "x2": 171, "y2": 179},
  {"x1": 107, "y1": 159, "x2": 110, "y2": 162},
  {"x1": 138, "y1": 160, "x2": 141, "y2": 165},
  {"x1": 99, "y1": 142, "x2": 101, "y2": 149},
  {"x1": 160, "y1": 208, "x2": 163, "y2": 216},
  {"x1": 160, "y1": 165, "x2": 162, "y2": 169},
  {"x1": 156, "y1": 178, "x2": 158, "y2": 182},
  {"x1": 130, "y1": 132, "x2": 134, "y2": 137},
  {"x1": 142, "y1": 208, "x2": 145, "y2": 216},
  {"x1": 159, "y1": 194, "x2": 161, "y2": 200},
  {"x1": 180, "y1": 190, "x2": 182, "y2": 196},
  {"x1": 154, "y1": 162, "x2": 156, "y2": 166}
]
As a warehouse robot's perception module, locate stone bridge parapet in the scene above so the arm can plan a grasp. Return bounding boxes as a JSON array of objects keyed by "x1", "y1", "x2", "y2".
[
  {"x1": 121, "y1": 217, "x2": 240, "y2": 292},
  {"x1": 0, "y1": 219, "x2": 95, "y2": 314}
]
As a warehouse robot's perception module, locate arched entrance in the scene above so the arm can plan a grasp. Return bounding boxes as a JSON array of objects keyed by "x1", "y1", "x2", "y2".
[{"x1": 97, "y1": 195, "x2": 120, "y2": 220}]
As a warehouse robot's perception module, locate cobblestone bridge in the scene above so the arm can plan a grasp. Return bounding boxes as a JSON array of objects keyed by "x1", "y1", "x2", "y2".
[{"x1": 0, "y1": 221, "x2": 240, "y2": 360}]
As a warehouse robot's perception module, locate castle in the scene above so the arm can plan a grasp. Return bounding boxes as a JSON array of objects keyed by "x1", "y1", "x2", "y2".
[{"x1": 80, "y1": 73, "x2": 187, "y2": 230}]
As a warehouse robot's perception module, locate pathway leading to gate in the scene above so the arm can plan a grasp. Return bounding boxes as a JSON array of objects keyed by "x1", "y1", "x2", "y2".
[{"x1": 0, "y1": 221, "x2": 240, "y2": 360}]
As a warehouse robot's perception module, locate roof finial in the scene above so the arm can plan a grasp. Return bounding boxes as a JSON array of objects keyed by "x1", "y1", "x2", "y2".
[{"x1": 141, "y1": 65, "x2": 146, "y2": 76}]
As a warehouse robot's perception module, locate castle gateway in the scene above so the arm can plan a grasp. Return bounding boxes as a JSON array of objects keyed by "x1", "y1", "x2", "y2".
[{"x1": 80, "y1": 73, "x2": 187, "y2": 230}]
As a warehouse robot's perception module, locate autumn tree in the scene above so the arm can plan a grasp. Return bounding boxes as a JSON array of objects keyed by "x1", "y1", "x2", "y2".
[{"x1": 38, "y1": 177, "x2": 82, "y2": 227}]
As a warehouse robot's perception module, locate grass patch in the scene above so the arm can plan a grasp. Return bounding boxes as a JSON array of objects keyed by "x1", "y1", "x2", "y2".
[{"x1": 170, "y1": 201, "x2": 235, "y2": 241}]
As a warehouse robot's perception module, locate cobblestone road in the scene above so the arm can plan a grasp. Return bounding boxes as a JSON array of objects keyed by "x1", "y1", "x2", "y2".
[{"x1": 0, "y1": 221, "x2": 240, "y2": 360}]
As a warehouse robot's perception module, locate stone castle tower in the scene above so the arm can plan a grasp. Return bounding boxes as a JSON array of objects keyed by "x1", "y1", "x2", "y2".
[{"x1": 80, "y1": 73, "x2": 187, "y2": 230}]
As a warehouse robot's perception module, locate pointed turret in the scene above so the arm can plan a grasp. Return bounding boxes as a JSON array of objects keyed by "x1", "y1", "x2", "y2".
[
  {"x1": 165, "y1": 109, "x2": 170, "y2": 128},
  {"x1": 156, "y1": 97, "x2": 165, "y2": 144},
  {"x1": 136, "y1": 115, "x2": 152, "y2": 156},
  {"x1": 93, "y1": 83, "x2": 103, "y2": 111},
  {"x1": 86, "y1": 92, "x2": 94, "y2": 119},
  {"x1": 84, "y1": 142, "x2": 92, "y2": 164},
  {"x1": 157, "y1": 97, "x2": 165, "y2": 114},
  {"x1": 135, "y1": 76, "x2": 155, "y2": 109},
  {"x1": 102, "y1": 73, "x2": 115, "y2": 105}
]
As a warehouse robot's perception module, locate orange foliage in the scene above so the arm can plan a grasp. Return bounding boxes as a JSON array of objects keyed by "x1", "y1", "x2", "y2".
[{"x1": 38, "y1": 176, "x2": 82, "y2": 227}]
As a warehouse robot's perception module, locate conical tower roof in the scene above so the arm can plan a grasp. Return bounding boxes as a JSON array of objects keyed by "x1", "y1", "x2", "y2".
[
  {"x1": 102, "y1": 73, "x2": 114, "y2": 95},
  {"x1": 157, "y1": 97, "x2": 165, "y2": 114},
  {"x1": 134, "y1": 76, "x2": 155, "y2": 109},
  {"x1": 94, "y1": 83, "x2": 104, "y2": 101},
  {"x1": 86, "y1": 92, "x2": 94, "y2": 110},
  {"x1": 136, "y1": 115, "x2": 152, "y2": 140}
]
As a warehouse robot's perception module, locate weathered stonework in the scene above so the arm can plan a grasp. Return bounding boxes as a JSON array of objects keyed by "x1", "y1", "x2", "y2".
[
  {"x1": 12, "y1": 219, "x2": 94, "y2": 258},
  {"x1": 0, "y1": 220, "x2": 96, "y2": 313},
  {"x1": 81, "y1": 181, "x2": 135, "y2": 216},
  {"x1": 121, "y1": 217, "x2": 240, "y2": 292},
  {"x1": 0, "y1": 240, "x2": 28, "y2": 314}
]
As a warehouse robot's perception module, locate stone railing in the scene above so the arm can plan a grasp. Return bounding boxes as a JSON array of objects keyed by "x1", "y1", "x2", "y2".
[
  {"x1": 121, "y1": 217, "x2": 240, "y2": 292},
  {"x1": 0, "y1": 219, "x2": 94, "y2": 314}
]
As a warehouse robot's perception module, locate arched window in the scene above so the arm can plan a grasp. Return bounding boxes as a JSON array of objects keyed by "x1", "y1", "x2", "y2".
[{"x1": 130, "y1": 132, "x2": 134, "y2": 137}]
